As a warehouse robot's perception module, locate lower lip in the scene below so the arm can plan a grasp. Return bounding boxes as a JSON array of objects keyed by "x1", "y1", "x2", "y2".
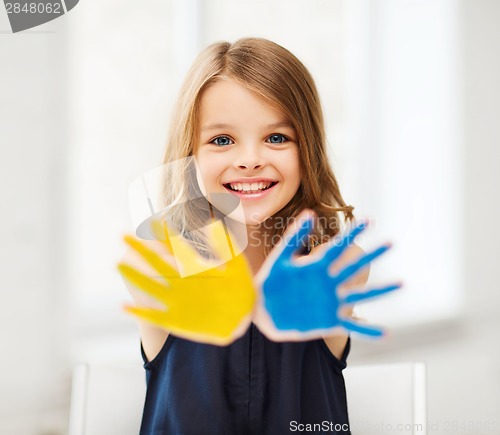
[{"x1": 223, "y1": 183, "x2": 278, "y2": 200}]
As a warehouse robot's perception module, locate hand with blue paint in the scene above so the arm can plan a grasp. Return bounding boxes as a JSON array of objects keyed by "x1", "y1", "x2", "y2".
[{"x1": 254, "y1": 211, "x2": 401, "y2": 340}]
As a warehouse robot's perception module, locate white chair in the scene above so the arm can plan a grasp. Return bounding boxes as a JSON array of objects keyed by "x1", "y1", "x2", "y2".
[
  {"x1": 344, "y1": 362, "x2": 427, "y2": 435},
  {"x1": 69, "y1": 361, "x2": 426, "y2": 435},
  {"x1": 68, "y1": 363, "x2": 146, "y2": 435}
]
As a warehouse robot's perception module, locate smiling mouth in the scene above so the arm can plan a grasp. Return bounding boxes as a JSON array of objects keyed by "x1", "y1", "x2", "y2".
[{"x1": 223, "y1": 181, "x2": 278, "y2": 194}]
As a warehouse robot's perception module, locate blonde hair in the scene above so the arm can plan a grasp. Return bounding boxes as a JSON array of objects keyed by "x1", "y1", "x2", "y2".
[{"x1": 161, "y1": 37, "x2": 354, "y2": 254}]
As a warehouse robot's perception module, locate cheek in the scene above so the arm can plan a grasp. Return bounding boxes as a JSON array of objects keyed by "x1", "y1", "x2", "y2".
[
  {"x1": 194, "y1": 153, "x2": 209, "y2": 195},
  {"x1": 195, "y1": 153, "x2": 225, "y2": 192},
  {"x1": 282, "y1": 149, "x2": 301, "y2": 186}
]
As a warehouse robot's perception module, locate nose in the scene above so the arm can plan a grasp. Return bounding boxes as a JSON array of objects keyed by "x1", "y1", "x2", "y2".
[{"x1": 234, "y1": 143, "x2": 263, "y2": 170}]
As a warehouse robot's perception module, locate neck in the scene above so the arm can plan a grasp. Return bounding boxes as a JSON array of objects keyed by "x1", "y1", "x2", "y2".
[
  {"x1": 244, "y1": 224, "x2": 267, "y2": 275},
  {"x1": 223, "y1": 218, "x2": 268, "y2": 275}
]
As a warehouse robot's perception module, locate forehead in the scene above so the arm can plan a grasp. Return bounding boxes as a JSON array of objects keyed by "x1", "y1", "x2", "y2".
[{"x1": 198, "y1": 78, "x2": 291, "y2": 128}]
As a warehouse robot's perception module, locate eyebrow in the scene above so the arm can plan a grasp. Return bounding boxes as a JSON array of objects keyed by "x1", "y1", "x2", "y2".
[{"x1": 200, "y1": 121, "x2": 293, "y2": 132}]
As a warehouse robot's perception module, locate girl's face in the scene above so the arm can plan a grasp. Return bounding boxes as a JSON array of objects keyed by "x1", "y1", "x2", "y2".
[{"x1": 195, "y1": 78, "x2": 301, "y2": 226}]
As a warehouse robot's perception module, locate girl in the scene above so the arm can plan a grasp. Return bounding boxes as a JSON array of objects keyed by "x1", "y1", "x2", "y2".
[{"x1": 125, "y1": 37, "x2": 380, "y2": 435}]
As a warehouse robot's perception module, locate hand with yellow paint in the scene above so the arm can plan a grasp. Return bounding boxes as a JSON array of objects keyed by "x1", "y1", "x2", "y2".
[{"x1": 118, "y1": 220, "x2": 256, "y2": 345}]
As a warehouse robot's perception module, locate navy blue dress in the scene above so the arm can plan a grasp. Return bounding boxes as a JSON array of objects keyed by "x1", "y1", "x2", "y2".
[{"x1": 139, "y1": 323, "x2": 351, "y2": 434}]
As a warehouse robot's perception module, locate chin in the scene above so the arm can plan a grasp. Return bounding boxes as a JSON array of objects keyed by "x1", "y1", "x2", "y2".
[
  {"x1": 235, "y1": 213, "x2": 265, "y2": 226},
  {"x1": 226, "y1": 209, "x2": 271, "y2": 227}
]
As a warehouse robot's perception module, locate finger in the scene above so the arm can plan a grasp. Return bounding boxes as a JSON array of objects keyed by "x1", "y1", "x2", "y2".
[
  {"x1": 334, "y1": 243, "x2": 391, "y2": 284},
  {"x1": 206, "y1": 220, "x2": 236, "y2": 261},
  {"x1": 279, "y1": 215, "x2": 314, "y2": 261},
  {"x1": 254, "y1": 210, "x2": 315, "y2": 286},
  {"x1": 205, "y1": 222, "x2": 255, "y2": 279},
  {"x1": 118, "y1": 263, "x2": 170, "y2": 303},
  {"x1": 124, "y1": 304, "x2": 171, "y2": 328},
  {"x1": 339, "y1": 319, "x2": 385, "y2": 337},
  {"x1": 166, "y1": 231, "x2": 214, "y2": 275},
  {"x1": 321, "y1": 220, "x2": 368, "y2": 264},
  {"x1": 151, "y1": 219, "x2": 206, "y2": 274},
  {"x1": 150, "y1": 219, "x2": 174, "y2": 254},
  {"x1": 124, "y1": 235, "x2": 179, "y2": 278},
  {"x1": 343, "y1": 282, "x2": 402, "y2": 304}
]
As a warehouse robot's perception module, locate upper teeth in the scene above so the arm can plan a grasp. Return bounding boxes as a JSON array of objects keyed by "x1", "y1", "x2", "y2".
[{"x1": 228, "y1": 181, "x2": 272, "y2": 191}]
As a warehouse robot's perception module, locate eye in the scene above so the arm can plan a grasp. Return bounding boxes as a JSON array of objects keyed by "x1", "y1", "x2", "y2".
[
  {"x1": 211, "y1": 136, "x2": 233, "y2": 147},
  {"x1": 266, "y1": 134, "x2": 288, "y2": 144}
]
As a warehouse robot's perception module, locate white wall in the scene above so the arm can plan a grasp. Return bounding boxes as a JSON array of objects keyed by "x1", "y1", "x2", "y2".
[
  {"x1": 0, "y1": 14, "x2": 70, "y2": 435},
  {"x1": 350, "y1": 2, "x2": 500, "y2": 434},
  {"x1": 341, "y1": 0, "x2": 464, "y2": 329}
]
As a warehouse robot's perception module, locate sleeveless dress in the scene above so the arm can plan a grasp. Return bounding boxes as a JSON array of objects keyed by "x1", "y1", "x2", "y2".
[{"x1": 139, "y1": 324, "x2": 351, "y2": 435}]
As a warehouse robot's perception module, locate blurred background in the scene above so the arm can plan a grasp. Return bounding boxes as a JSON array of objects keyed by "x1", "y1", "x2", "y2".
[{"x1": 0, "y1": 0, "x2": 498, "y2": 433}]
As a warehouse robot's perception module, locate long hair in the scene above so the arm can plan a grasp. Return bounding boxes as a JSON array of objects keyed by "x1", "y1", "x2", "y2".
[{"x1": 161, "y1": 38, "x2": 354, "y2": 255}]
